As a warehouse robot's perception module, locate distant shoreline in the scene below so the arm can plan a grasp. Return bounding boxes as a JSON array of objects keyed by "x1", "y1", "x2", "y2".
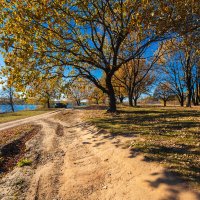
[{"x1": 0, "y1": 104, "x2": 38, "y2": 113}]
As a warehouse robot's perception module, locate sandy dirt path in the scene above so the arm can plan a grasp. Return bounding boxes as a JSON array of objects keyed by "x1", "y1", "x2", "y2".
[
  {"x1": 0, "y1": 110, "x2": 61, "y2": 131},
  {"x1": 0, "y1": 109, "x2": 199, "y2": 200}
]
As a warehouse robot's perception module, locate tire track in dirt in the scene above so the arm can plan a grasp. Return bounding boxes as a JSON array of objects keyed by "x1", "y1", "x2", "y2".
[
  {"x1": 26, "y1": 119, "x2": 66, "y2": 200},
  {"x1": 59, "y1": 130, "x2": 108, "y2": 200}
]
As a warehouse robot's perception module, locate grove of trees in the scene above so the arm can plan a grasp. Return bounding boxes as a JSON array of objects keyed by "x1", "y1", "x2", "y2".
[{"x1": 0, "y1": 0, "x2": 199, "y2": 111}]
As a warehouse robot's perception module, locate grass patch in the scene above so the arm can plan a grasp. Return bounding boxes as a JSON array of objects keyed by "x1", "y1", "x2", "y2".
[
  {"x1": 0, "y1": 108, "x2": 56, "y2": 124},
  {"x1": 17, "y1": 158, "x2": 32, "y2": 167},
  {"x1": 84, "y1": 105, "x2": 200, "y2": 188}
]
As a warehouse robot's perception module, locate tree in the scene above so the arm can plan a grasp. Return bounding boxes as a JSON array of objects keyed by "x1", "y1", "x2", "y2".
[
  {"x1": 67, "y1": 78, "x2": 92, "y2": 106},
  {"x1": 176, "y1": 44, "x2": 198, "y2": 107},
  {"x1": 0, "y1": 85, "x2": 15, "y2": 112},
  {"x1": 24, "y1": 76, "x2": 64, "y2": 108},
  {"x1": 112, "y1": 77, "x2": 126, "y2": 104},
  {"x1": 1, "y1": 0, "x2": 196, "y2": 112},
  {"x1": 114, "y1": 85, "x2": 126, "y2": 104},
  {"x1": 154, "y1": 83, "x2": 174, "y2": 107},
  {"x1": 132, "y1": 73, "x2": 155, "y2": 106},
  {"x1": 192, "y1": 62, "x2": 200, "y2": 105},
  {"x1": 159, "y1": 39, "x2": 199, "y2": 107},
  {"x1": 0, "y1": 71, "x2": 17, "y2": 112},
  {"x1": 89, "y1": 87, "x2": 105, "y2": 105},
  {"x1": 162, "y1": 63, "x2": 186, "y2": 107},
  {"x1": 158, "y1": 42, "x2": 186, "y2": 107},
  {"x1": 113, "y1": 57, "x2": 157, "y2": 107}
]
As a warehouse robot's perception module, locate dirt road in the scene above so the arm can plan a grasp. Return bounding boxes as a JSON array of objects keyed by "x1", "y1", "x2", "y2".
[
  {"x1": 0, "y1": 110, "x2": 60, "y2": 131},
  {"x1": 0, "y1": 110, "x2": 199, "y2": 200}
]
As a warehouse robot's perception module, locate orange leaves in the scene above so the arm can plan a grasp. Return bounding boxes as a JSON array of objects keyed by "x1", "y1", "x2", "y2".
[{"x1": 0, "y1": 0, "x2": 198, "y2": 109}]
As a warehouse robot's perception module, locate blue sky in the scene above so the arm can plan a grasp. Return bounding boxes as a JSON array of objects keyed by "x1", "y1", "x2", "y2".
[
  {"x1": 0, "y1": 54, "x2": 5, "y2": 67},
  {"x1": 0, "y1": 54, "x2": 4, "y2": 89}
]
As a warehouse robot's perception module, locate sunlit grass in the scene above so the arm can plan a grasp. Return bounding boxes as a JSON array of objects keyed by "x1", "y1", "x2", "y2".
[
  {"x1": 84, "y1": 105, "x2": 200, "y2": 188},
  {"x1": 0, "y1": 108, "x2": 56, "y2": 124}
]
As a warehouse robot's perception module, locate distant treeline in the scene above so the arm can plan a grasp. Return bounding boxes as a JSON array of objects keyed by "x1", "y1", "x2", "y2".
[{"x1": 0, "y1": 98, "x2": 25, "y2": 105}]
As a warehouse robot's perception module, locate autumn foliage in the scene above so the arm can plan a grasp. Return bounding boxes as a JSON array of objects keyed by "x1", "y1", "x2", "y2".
[{"x1": 0, "y1": 0, "x2": 199, "y2": 111}]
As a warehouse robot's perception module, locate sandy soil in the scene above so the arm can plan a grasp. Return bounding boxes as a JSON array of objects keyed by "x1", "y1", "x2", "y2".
[
  {"x1": 0, "y1": 109, "x2": 199, "y2": 200},
  {"x1": 0, "y1": 110, "x2": 60, "y2": 131}
]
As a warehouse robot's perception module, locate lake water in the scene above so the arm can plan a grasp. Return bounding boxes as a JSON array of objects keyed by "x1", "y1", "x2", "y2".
[{"x1": 0, "y1": 104, "x2": 37, "y2": 113}]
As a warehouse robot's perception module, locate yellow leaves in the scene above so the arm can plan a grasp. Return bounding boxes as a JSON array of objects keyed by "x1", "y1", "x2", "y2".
[
  {"x1": 0, "y1": 0, "x2": 198, "y2": 103},
  {"x1": 151, "y1": 12, "x2": 154, "y2": 17}
]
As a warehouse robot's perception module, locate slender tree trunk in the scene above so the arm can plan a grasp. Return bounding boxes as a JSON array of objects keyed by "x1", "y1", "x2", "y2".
[
  {"x1": 186, "y1": 91, "x2": 192, "y2": 107},
  {"x1": 192, "y1": 90, "x2": 197, "y2": 106},
  {"x1": 9, "y1": 87, "x2": 15, "y2": 112},
  {"x1": 177, "y1": 94, "x2": 184, "y2": 107},
  {"x1": 119, "y1": 96, "x2": 124, "y2": 104},
  {"x1": 198, "y1": 68, "x2": 200, "y2": 103},
  {"x1": 133, "y1": 98, "x2": 137, "y2": 106},
  {"x1": 128, "y1": 90, "x2": 133, "y2": 107},
  {"x1": 10, "y1": 103, "x2": 15, "y2": 112},
  {"x1": 163, "y1": 100, "x2": 167, "y2": 107},
  {"x1": 195, "y1": 89, "x2": 199, "y2": 105},
  {"x1": 96, "y1": 99, "x2": 99, "y2": 104},
  {"x1": 185, "y1": 55, "x2": 192, "y2": 107},
  {"x1": 106, "y1": 76, "x2": 116, "y2": 112},
  {"x1": 180, "y1": 97, "x2": 184, "y2": 107},
  {"x1": 76, "y1": 100, "x2": 81, "y2": 106},
  {"x1": 195, "y1": 67, "x2": 200, "y2": 105}
]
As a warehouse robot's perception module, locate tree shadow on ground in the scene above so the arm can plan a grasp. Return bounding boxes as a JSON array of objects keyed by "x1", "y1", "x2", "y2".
[
  {"x1": 74, "y1": 105, "x2": 108, "y2": 110},
  {"x1": 61, "y1": 106, "x2": 200, "y2": 197},
  {"x1": 83, "y1": 107, "x2": 200, "y2": 193},
  {"x1": 146, "y1": 170, "x2": 200, "y2": 200}
]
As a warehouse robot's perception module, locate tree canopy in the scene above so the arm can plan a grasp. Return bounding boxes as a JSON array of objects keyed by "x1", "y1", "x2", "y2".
[{"x1": 0, "y1": 0, "x2": 199, "y2": 111}]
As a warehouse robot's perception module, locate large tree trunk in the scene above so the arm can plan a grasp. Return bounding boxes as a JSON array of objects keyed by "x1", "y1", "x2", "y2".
[
  {"x1": 128, "y1": 96, "x2": 133, "y2": 107},
  {"x1": 107, "y1": 92, "x2": 116, "y2": 112},
  {"x1": 106, "y1": 77, "x2": 116, "y2": 112},
  {"x1": 47, "y1": 99, "x2": 51, "y2": 108},
  {"x1": 163, "y1": 100, "x2": 167, "y2": 107}
]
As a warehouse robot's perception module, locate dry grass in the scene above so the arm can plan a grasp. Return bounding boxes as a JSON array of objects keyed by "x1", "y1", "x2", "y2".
[
  {"x1": 83, "y1": 105, "x2": 200, "y2": 189},
  {"x1": 0, "y1": 109, "x2": 56, "y2": 124}
]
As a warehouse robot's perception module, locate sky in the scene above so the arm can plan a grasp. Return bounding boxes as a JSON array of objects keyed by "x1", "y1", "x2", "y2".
[
  {"x1": 0, "y1": 54, "x2": 5, "y2": 89},
  {"x1": 0, "y1": 54, "x2": 5, "y2": 67}
]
